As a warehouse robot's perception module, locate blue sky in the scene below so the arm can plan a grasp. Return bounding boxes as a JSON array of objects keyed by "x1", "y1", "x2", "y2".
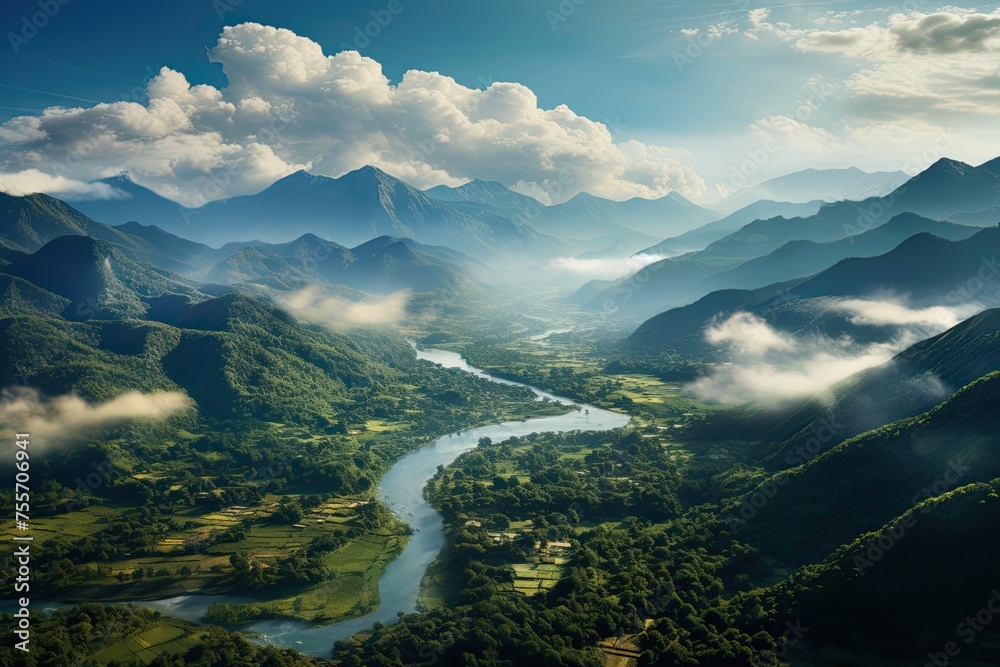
[{"x1": 1, "y1": 0, "x2": 998, "y2": 205}]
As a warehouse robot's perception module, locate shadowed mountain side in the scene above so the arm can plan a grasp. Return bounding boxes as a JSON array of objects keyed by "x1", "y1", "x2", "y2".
[
  {"x1": 757, "y1": 476, "x2": 1000, "y2": 660},
  {"x1": 589, "y1": 158, "x2": 1000, "y2": 316},
  {"x1": 174, "y1": 167, "x2": 554, "y2": 258},
  {"x1": 756, "y1": 308, "x2": 1000, "y2": 469},
  {"x1": 624, "y1": 227, "x2": 1000, "y2": 356},
  {"x1": 638, "y1": 199, "x2": 825, "y2": 257},
  {"x1": 735, "y1": 371, "x2": 1000, "y2": 565},
  {"x1": 695, "y1": 214, "x2": 981, "y2": 294},
  {"x1": 3, "y1": 235, "x2": 204, "y2": 320},
  {"x1": 205, "y1": 235, "x2": 474, "y2": 294}
]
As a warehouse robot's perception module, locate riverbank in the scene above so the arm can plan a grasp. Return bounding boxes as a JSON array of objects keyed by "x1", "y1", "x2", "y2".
[{"x1": 132, "y1": 346, "x2": 628, "y2": 657}]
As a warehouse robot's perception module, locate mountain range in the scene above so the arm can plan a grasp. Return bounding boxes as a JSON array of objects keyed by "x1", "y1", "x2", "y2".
[
  {"x1": 0, "y1": 192, "x2": 477, "y2": 302},
  {"x1": 715, "y1": 166, "x2": 908, "y2": 214},
  {"x1": 591, "y1": 157, "x2": 1000, "y2": 317},
  {"x1": 67, "y1": 168, "x2": 551, "y2": 259},
  {"x1": 8, "y1": 151, "x2": 1000, "y2": 666},
  {"x1": 73, "y1": 168, "x2": 720, "y2": 259},
  {"x1": 625, "y1": 227, "x2": 1000, "y2": 356},
  {"x1": 207, "y1": 234, "x2": 472, "y2": 294}
]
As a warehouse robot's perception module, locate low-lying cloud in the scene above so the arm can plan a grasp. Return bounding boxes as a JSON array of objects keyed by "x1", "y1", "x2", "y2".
[
  {"x1": 705, "y1": 311, "x2": 796, "y2": 356},
  {"x1": 685, "y1": 302, "x2": 973, "y2": 405},
  {"x1": 0, "y1": 169, "x2": 128, "y2": 201},
  {"x1": 0, "y1": 389, "x2": 193, "y2": 451},
  {"x1": 278, "y1": 285, "x2": 409, "y2": 330},
  {"x1": 832, "y1": 298, "x2": 970, "y2": 329},
  {"x1": 550, "y1": 253, "x2": 664, "y2": 281}
]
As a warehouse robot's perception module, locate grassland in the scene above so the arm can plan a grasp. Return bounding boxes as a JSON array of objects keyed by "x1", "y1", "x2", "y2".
[
  {"x1": 92, "y1": 618, "x2": 206, "y2": 665},
  {"x1": 4, "y1": 490, "x2": 408, "y2": 626}
]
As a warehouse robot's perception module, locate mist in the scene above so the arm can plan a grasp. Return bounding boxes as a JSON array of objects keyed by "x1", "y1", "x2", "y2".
[
  {"x1": 0, "y1": 388, "x2": 193, "y2": 452},
  {"x1": 549, "y1": 254, "x2": 665, "y2": 281},
  {"x1": 685, "y1": 301, "x2": 978, "y2": 405},
  {"x1": 278, "y1": 286, "x2": 410, "y2": 330}
]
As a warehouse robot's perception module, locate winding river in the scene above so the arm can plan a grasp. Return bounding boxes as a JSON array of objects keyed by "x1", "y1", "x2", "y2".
[{"x1": 140, "y1": 346, "x2": 630, "y2": 657}]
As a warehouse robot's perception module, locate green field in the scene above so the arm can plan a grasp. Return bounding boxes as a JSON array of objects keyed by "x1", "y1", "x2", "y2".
[{"x1": 92, "y1": 619, "x2": 206, "y2": 665}]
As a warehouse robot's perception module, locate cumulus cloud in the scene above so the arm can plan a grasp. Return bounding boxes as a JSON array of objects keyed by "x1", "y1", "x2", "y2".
[
  {"x1": 780, "y1": 9, "x2": 1000, "y2": 57},
  {"x1": 683, "y1": 7, "x2": 1000, "y2": 186},
  {"x1": 277, "y1": 285, "x2": 409, "y2": 329},
  {"x1": 0, "y1": 389, "x2": 193, "y2": 451},
  {"x1": 893, "y1": 11, "x2": 1000, "y2": 54},
  {"x1": 793, "y1": 9, "x2": 1000, "y2": 118},
  {"x1": 550, "y1": 253, "x2": 664, "y2": 281},
  {"x1": 0, "y1": 23, "x2": 706, "y2": 207},
  {"x1": 795, "y1": 23, "x2": 890, "y2": 56},
  {"x1": 0, "y1": 169, "x2": 128, "y2": 201}
]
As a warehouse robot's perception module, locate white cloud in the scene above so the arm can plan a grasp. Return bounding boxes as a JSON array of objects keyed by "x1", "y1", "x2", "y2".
[
  {"x1": 831, "y1": 299, "x2": 973, "y2": 329},
  {"x1": 749, "y1": 114, "x2": 842, "y2": 155},
  {"x1": 0, "y1": 389, "x2": 193, "y2": 451},
  {"x1": 0, "y1": 23, "x2": 707, "y2": 207},
  {"x1": 685, "y1": 302, "x2": 973, "y2": 405},
  {"x1": 793, "y1": 9, "x2": 1000, "y2": 119},
  {"x1": 277, "y1": 285, "x2": 409, "y2": 330},
  {"x1": 550, "y1": 253, "x2": 665, "y2": 281},
  {"x1": 679, "y1": 7, "x2": 1000, "y2": 189},
  {"x1": 795, "y1": 23, "x2": 890, "y2": 56},
  {"x1": 704, "y1": 312, "x2": 795, "y2": 356},
  {"x1": 685, "y1": 346, "x2": 894, "y2": 405},
  {"x1": 0, "y1": 169, "x2": 128, "y2": 201}
]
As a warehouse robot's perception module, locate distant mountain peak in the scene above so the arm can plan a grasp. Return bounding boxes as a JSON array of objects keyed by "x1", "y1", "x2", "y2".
[
  {"x1": 976, "y1": 156, "x2": 1000, "y2": 174},
  {"x1": 273, "y1": 169, "x2": 326, "y2": 186},
  {"x1": 102, "y1": 171, "x2": 134, "y2": 184},
  {"x1": 343, "y1": 164, "x2": 393, "y2": 180},
  {"x1": 566, "y1": 191, "x2": 607, "y2": 204},
  {"x1": 922, "y1": 157, "x2": 973, "y2": 176}
]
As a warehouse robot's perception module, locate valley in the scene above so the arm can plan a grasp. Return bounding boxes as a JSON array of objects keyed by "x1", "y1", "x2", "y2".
[
  {"x1": 4, "y1": 12, "x2": 1000, "y2": 663},
  {"x1": 5, "y1": 161, "x2": 1000, "y2": 665}
]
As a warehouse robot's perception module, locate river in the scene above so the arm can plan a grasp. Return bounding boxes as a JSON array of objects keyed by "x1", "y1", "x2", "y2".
[{"x1": 138, "y1": 346, "x2": 630, "y2": 657}]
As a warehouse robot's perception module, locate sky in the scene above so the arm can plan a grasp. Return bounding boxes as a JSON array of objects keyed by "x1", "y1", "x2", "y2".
[{"x1": 1, "y1": 0, "x2": 999, "y2": 206}]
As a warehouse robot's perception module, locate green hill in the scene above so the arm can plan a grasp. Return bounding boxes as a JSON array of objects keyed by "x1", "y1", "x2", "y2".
[
  {"x1": 735, "y1": 372, "x2": 1000, "y2": 565},
  {"x1": 759, "y1": 307, "x2": 1000, "y2": 468},
  {"x1": 4, "y1": 235, "x2": 203, "y2": 320},
  {"x1": 757, "y1": 478, "x2": 1000, "y2": 660}
]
